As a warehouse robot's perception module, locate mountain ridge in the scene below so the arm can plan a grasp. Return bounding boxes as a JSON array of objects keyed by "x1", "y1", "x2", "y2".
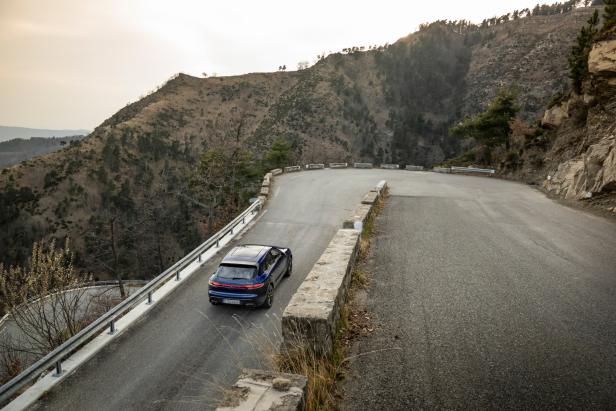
[{"x1": 0, "y1": 126, "x2": 89, "y2": 143}]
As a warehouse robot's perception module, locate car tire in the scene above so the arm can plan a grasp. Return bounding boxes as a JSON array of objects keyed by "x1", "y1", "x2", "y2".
[
  {"x1": 210, "y1": 300, "x2": 219, "y2": 305},
  {"x1": 262, "y1": 284, "x2": 274, "y2": 308},
  {"x1": 284, "y1": 259, "x2": 292, "y2": 278}
]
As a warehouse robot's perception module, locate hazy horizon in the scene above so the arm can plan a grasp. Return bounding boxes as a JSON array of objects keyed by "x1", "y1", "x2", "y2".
[{"x1": 1, "y1": 0, "x2": 561, "y2": 130}]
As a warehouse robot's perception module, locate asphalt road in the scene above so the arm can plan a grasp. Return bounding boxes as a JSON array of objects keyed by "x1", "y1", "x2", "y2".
[
  {"x1": 342, "y1": 174, "x2": 616, "y2": 409},
  {"x1": 32, "y1": 169, "x2": 397, "y2": 410},
  {"x1": 31, "y1": 169, "x2": 616, "y2": 410}
]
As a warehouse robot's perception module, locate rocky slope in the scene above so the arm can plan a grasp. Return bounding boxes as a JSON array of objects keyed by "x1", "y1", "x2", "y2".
[
  {"x1": 542, "y1": 34, "x2": 616, "y2": 209},
  {"x1": 0, "y1": 6, "x2": 597, "y2": 278},
  {"x1": 488, "y1": 23, "x2": 615, "y2": 216}
]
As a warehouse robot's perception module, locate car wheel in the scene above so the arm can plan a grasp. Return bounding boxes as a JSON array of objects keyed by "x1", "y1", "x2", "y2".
[
  {"x1": 263, "y1": 284, "x2": 274, "y2": 308},
  {"x1": 284, "y1": 259, "x2": 292, "y2": 277},
  {"x1": 210, "y1": 300, "x2": 219, "y2": 305}
]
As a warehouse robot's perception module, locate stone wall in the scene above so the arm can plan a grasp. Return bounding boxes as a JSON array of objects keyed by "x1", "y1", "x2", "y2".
[
  {"x1": 281, "y1": 181, "x2": 386, "y2": 355},
  {"x1": 216, "y1": 369, "x2": 307, "y2": 411}
]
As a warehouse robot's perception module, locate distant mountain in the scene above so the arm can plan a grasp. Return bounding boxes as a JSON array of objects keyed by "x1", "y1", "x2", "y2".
[
  {"x1": 0, "y1": 126, "x2": 89, "y2": 142},
  {"x1": 0, "y1": 136, "x2": 86, "y2": 169}
]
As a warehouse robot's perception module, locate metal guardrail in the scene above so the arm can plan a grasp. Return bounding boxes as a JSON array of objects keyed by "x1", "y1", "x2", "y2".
[
  {"x1": 450, "y1": 166, "x2": 495, "y2": 174},
  {"x1": 0, "y1": 199, "x2": 262, "y2": 404}
]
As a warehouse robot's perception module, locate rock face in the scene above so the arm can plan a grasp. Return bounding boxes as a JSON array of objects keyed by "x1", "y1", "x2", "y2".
[
  {"x1": 545, "y1": 134, "x2": 616, "y2": 199},
  {"x1": 541, "y1": 101, "x2": 570, "y2": 127},
  {"x1": 589, "y1": 41, "x2": 616, "y2": 76},
  {"x1": 543, "y1": 39, "x2": 616, "y2": 201}
]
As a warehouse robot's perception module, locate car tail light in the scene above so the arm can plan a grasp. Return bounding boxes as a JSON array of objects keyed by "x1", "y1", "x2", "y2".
[{"x1": 208, "y1": 279, "x2": 264, "y2": 289}]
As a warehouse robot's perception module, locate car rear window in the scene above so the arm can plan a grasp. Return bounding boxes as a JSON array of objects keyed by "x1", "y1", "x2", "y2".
[{"x1": 216, "y1": 264, "x2": 256, "y2": 280}]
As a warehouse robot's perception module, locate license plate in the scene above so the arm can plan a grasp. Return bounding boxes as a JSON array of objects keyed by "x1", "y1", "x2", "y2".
[{"x1": 223, "y1": 299, "x2": 241, "y2": 305}]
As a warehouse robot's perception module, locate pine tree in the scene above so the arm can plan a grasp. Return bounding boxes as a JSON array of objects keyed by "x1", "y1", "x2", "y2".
[
  {"x1": 568, "y1": 10, "x2": 600, "y2": 92},
  {"x1": 604, "y1": 0, "x2": 616, "y2": 30},
  {"x1": 450, "y1": 89, "x2": 518, "y2": 149}
]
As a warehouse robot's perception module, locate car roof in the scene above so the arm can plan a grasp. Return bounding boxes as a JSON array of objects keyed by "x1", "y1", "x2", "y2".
[{"x1": 221, "y1": 245, "x2": 272, "y2": 265}]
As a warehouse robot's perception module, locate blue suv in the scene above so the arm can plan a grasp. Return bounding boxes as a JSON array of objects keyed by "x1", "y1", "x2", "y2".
[{"x1": 208, "y1": 244, "x2": 292, "y2": 308}]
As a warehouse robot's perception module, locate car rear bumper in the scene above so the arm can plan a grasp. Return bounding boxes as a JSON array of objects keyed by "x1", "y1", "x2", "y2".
[{"x1": 208, "y1": 289, "x2": 266, "y2": 306}]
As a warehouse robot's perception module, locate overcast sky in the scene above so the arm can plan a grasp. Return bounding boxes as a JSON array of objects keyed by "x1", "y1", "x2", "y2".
[{"x1": 1, "y1": 0, "x2": 551, "y2": 130}]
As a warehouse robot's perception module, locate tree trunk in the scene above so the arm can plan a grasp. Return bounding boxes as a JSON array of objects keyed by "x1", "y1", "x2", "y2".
[{"x1": 109, "y1": 218, "x2": 126, "y2": 299}]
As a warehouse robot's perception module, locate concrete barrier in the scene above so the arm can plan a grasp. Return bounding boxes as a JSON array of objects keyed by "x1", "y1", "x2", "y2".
[
  {"x1": 305, "y1": 163, "x2": 325, "y2": 170},
  {"x1": 375, "y1": 180, "x2": 387, "y2": 193},
  {"x1": 450, "y1": 166, "x2": 495, "y2": 175},
  {"x1": 329, "y1": 163, "x2": 348, "y2": 168},
  {"x1": 380, "y1": 164, "x2": 399, "y2": 169},
  {"x1": 342, "y1": 204, "x2": 373, "y2": 229},
  {"x1": 284, "y1": 166, "x2": 302, "y2": 173},
  {"x1": 433, "y1": 167, "x2": 451, "y2": 173},
  {"x1": 216, "y1": 369, "x2": 307, "y2": 411},
  {"x1": 405, "y1": 165, "x2": 424, "y2": 171},
  {"x1": 260, "y1": 186, "x2": 270, "y2": 197},
  {"x1": 271, "y1": 168, "x2": 283, "y2": 176},
  {"x1": 362, "y1": 191, "x2": 378, "y2": 204},
  {"x1": 282, "y1": 181, "x2": 386, "y2": 355},
  {"x1": 354, "y1": 162, "x2": 373, "y2": 169}
]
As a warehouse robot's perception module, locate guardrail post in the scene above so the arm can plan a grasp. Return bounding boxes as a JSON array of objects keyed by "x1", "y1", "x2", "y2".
[
  {"x1": 147, "y1": 291, "x2": 153, "y2": 304},
  {"x1": 176, "y1": 271, "x2": 181, "y2": 281},
  {"x1": 230, "y1": 227, "x2": 234, "y2": 235},
  {"x1": 216, "y1": 236, "x2": 220, "y2": 248},
  {"x1": 198, "y1": 253, "x2": 202, "y2": 262},
  {"x1": 242, "y1": 216, "x2": 245, "y2": 224},
  {"x1": 109, "y1": 320, "x2": 115, "y2": 334},
  {"x1": 55, "y1": 360, "x2": 62, "y2": 376}
]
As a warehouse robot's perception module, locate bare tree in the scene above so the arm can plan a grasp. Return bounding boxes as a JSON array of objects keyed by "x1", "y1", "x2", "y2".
[{"x1": 0, "y1": 239, "x2": 92, "y2": 359}]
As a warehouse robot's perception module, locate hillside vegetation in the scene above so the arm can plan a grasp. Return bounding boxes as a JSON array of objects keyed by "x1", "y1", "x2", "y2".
[{"x1": 0, "y1": 5, "x2": 598, "y2": 280}]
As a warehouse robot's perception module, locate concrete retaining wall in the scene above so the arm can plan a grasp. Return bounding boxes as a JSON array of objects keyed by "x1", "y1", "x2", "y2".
[
  {"x1": 305, "y1": 163, "x2": 325, "y2": 170},
  {"x1": 282, "y1": 181, "x2": 386, "y2": 355},
  {"x1": 329, "y1": 163, "x2": 348, "y2": 168},
  {"x1": 216, "y1": 369, "x2": 307, "y2": 411},
  {"x1": 354, "y1": 162, "x2": 373, "y2": 169},
  {"x1": 284, "y1": 166, "x2": 302, "y2": 173},
  {"x1": 405, "y1": 165, "x2": 424, "y2": 171}
]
